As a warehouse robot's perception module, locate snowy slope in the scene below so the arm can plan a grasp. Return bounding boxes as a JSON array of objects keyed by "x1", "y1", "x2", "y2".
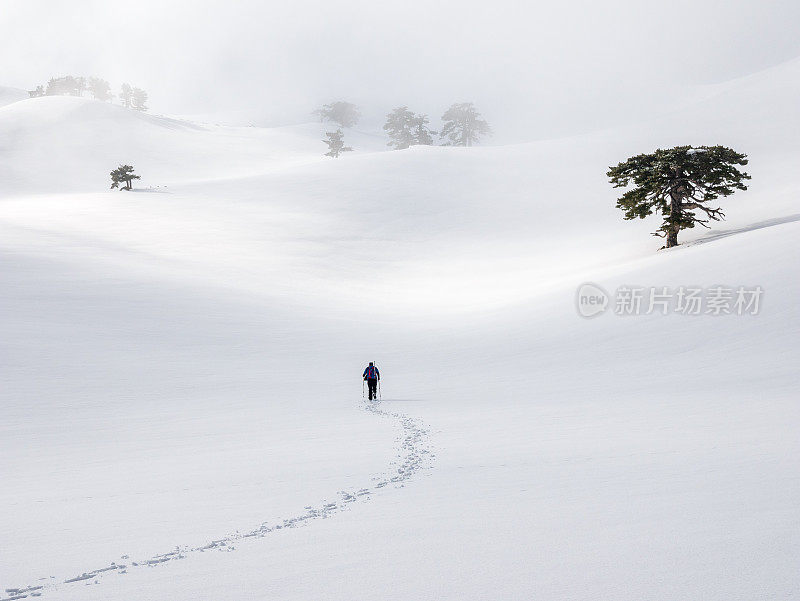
[
  {"x1": 1, "y1": 59, "x2": 799, "y2": 601},
  {"x1": 0, "y1": 85, "x2": 27, "y2": 108},
  {"x1": 0, "y1": 96, "x2": 386, "y2": 195}
]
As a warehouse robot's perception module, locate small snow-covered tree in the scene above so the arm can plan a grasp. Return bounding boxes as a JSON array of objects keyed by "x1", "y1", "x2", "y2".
[
  {"x1": 131, "y1": 88, "x2": 148, "y2": 111},
  {"x1": 120, "y1": 83, "x2": 133, "y2": 108},
  {"x1": 323, "y1": 129, "x2": 353, "y2": 158},
  {"x1": 110, "y1": 165, "x2": 140, "y2": 190},
  {"x1": 607, "y1": 145, "x2": 750, "y2": 248},
  {"x1": 314, "y1": 101, "x2": 360, "y2": 128},
  {"x1": 88, "y1": 77, "x2": 112, "y2": 101},
  {"x1": 28, "y1": 85, "x2": 45, "y2": 98},
  {"x1": 439, "y1": 102, "x2": 491, "y2": 147}
]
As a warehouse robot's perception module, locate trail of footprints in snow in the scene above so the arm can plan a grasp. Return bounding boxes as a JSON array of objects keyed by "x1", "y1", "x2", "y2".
[{"x1": 2, "y1": 400, "x2": 433, "y2": 601}]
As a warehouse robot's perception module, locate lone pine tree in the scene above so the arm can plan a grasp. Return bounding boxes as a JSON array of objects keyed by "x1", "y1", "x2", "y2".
[
  {"x1": 323, "y1": 129, "x2": 353, "y2": 158},
  {"x1": 439, "y1": 102, "x2": 490, "y2": 147},
  {"x1": 607, "y1": 145, "x2": 750, "y2": 248},
  {"x1": 110, "y1": 165, "x2": 140, "y2": 190}
]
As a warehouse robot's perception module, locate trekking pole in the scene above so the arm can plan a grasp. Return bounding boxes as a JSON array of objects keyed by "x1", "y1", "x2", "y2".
[
  {"x1": 378, "y1": 380, "x2": 382, "y2": 400},
  {"x1": 362, "y1": 380, "x2": 365, "y2": 399}
]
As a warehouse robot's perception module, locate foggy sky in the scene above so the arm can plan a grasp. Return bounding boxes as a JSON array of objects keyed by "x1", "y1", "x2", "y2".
[{"x1": 2, "y1": 0, "x2": 799, "y2": 139}]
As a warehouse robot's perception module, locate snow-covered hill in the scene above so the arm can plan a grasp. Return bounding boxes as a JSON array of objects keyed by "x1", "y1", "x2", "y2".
[
  {"x1": 0, "y1": 85, "x2": 27, "y2": 108},
  {"x1": 1, "y1": 59, "x2": 798, "y2": 601},
  {"x1": 0, "y1": 96, "x2": 387, "y2": 195}
]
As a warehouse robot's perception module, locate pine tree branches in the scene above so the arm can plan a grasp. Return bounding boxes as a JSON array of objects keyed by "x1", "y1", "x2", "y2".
[
  {"x1": 383, "y1": 107, "x2": 436, "y2": 150},
  {"x1": 439, "y1": 102, "x2": 491, "y2": 147},
  {"x1": 323, "y1": 130, "x2": 353, "y2": 158},
  {"x1": 110, "y1": 165, "x2": 141, "y2": 190},
  {"x1": 607, "y1": 145, "x2": 750, "y2": 247}
]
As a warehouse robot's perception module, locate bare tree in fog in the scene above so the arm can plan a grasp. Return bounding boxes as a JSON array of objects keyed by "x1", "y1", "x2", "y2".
[{"x1": 439, "y1": 103, "x2": 491, "y2": 147}]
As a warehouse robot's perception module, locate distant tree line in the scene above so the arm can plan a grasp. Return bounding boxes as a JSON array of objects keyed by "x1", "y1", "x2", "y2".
[
  {"x1": 28, "y1": 76, "x2": 149, "y2": 111},
  {"x1": 317, "y1": 100, "x2": 490, "y2": 158}
]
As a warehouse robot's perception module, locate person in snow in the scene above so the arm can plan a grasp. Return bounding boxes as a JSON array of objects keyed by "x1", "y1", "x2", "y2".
[{"x1": 363, "y1": 362, "x2": 380, "y2": 400}]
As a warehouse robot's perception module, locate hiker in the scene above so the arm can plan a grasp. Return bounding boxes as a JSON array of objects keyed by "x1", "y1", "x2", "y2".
[{"x1": 363, "y1": 362, "x2": 380, "y2": 400}]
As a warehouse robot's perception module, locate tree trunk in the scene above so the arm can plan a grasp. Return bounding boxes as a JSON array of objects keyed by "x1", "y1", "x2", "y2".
[
  {"x1": 666, "y1": 195, "x2": 680, "y2": 247},
  {"x1": 666, "y1": 228, "x2": 679, "y2": 248},
  {"x1": 666, "y1": 170, "x2": 683, "y2": 248}
]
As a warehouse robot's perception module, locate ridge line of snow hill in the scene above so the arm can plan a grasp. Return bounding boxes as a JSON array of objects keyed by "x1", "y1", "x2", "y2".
[{"x1": 0, "y1": 95, "x2": 206, "y2": 131}]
